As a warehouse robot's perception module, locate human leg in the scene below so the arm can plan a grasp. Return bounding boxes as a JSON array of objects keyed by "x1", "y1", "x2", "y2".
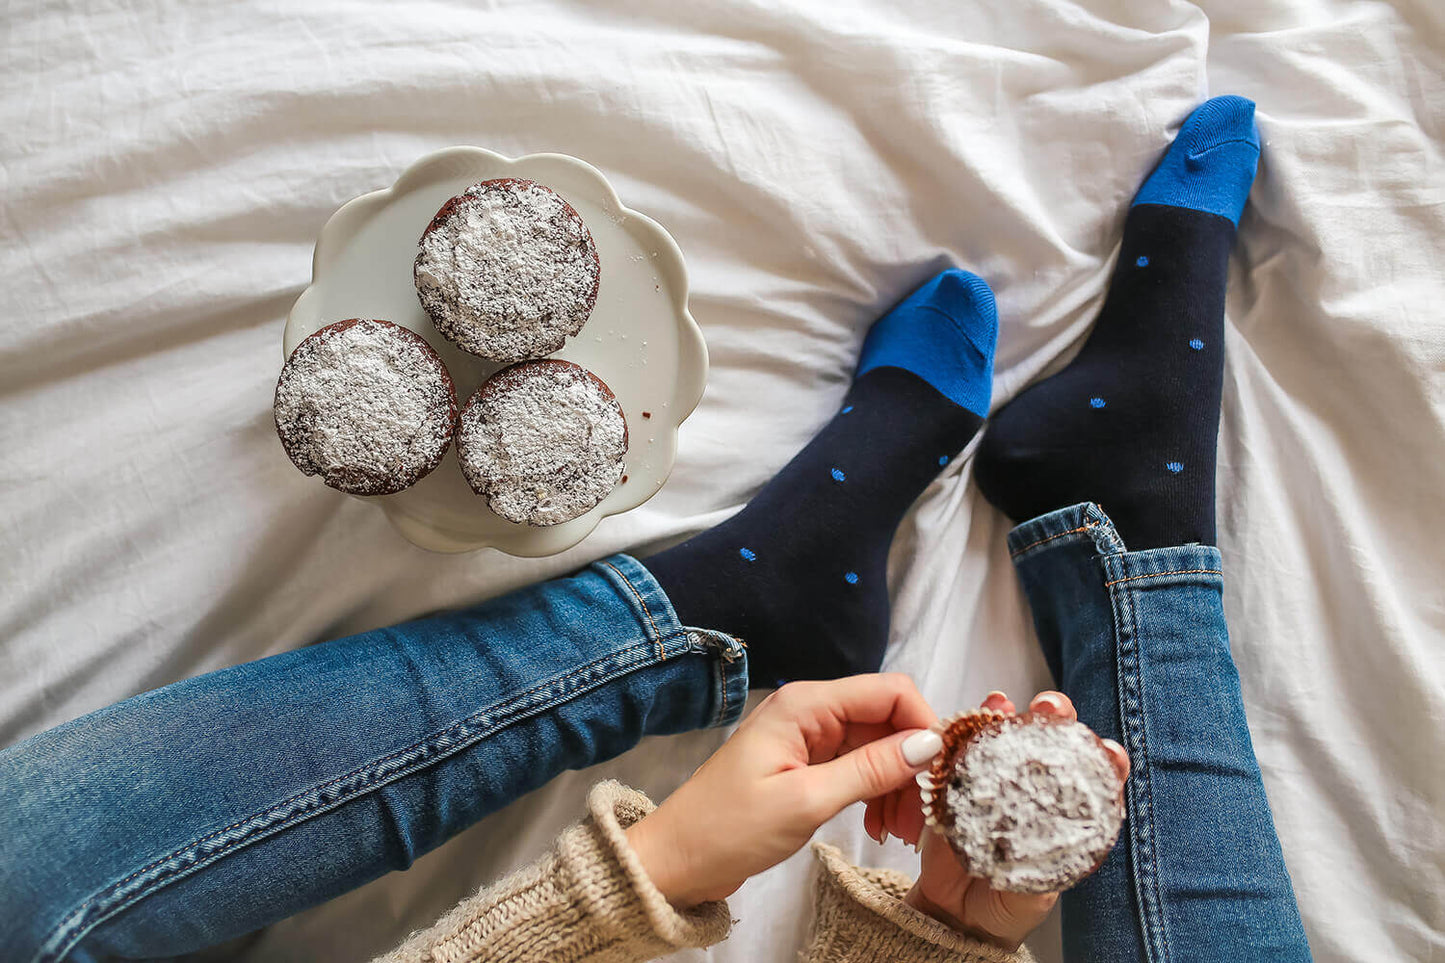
[
  {"x1": 648, "y1": 267, "x2": 998, "y2": 685},
  {"x1": 975, "y1": 96, "x2": 1260, "y2": 550},
  {"x1": 0, "y1": 555, "x2": 745, "y2": 963},
  {"x1": 1007, "y1": 505, "x2": 1311, "y2": 962},
  {"x1": 974, "y1": 96, "x2": 1309, "y2": 959}
]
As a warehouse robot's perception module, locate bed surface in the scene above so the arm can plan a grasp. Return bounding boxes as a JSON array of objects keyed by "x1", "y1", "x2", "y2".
[{"x1": 3, "y1": 2, "x2": 1442, "y2": 960}]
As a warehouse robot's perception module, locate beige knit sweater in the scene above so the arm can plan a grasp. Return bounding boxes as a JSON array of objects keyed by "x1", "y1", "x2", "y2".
[{"x1": 376, "y1": 782, "x2": 1033, "y2": 963}]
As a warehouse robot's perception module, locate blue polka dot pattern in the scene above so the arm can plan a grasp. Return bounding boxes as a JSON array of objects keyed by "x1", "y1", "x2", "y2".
[
  {"x1": 1189, "y1": 338, "x2": 1205, "y2": 350},
  {"x1": 841, "y1": 405, "x2": 853, "y2": 414},
  {"x1": 830, "y1": 468, "x2": 846, "y2": 482},
  {"x1": 843, "y1": 571, "x2": 859, "y2": 585},
  {"x1": 739, "y1": 547, "x2": 757, "y2": 561},
  {"x1": 1166, "y1": 462, "x2": 1184, "y2": 474},
  {"x1": 938, "y1": 455, "x2": 950, "y2": 466},
  {"x1": 1136, "y1": 255, "x2": 1150, "y2": 267},
  {"x1": 1090, "y1": 397, "x2": 1106, "y2": 409}
]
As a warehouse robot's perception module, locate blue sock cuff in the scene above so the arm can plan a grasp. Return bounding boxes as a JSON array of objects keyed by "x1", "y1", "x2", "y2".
[
  {"x1": 856, "y1": 268, "x2": 998, "y2": 418},
  {"x1": 1132, "y1": 95, "x2": 1261, "y2": 227}
]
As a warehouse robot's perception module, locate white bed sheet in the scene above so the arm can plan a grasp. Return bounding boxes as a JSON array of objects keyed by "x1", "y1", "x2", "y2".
[{"x1": 3, "y1": 1, "x2": 1442, "y2": 960}]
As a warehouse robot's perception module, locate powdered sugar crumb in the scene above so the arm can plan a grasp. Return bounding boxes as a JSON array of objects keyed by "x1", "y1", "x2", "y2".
[
  {"x1": 945, "y1": 719, "x2": 1123, "y2": 893},
  {"x1": 275, "y1": 320, "x2": 455, "y2": 495},
  {"x1": 414, "y1": 179, "x2": 599, "y2": 362},
  {"x1": 457, "y1": 361, "x2": 626, "y2": 526}
]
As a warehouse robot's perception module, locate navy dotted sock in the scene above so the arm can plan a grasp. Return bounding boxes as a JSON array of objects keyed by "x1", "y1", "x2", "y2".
[
  {"x1": 975, "y1": 96, "x2": 1261, "y2": 550},
  {"x1": 645, "y1": 269, "x2": 997, "y2": 686}
]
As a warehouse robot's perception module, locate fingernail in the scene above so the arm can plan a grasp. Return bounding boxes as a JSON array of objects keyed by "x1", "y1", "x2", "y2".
[
  {"x1": 901, "y1": 730, "x2": 943, "y2": 767},
  {"x1": 1034, "y1": 693, "x2": 1065, "y2": 713},
  {"x1": 983, "y1": 690, "x2": 1007, "y2": 704},
  {"x1": 880, "y1": 828, "x2": 890, "y2": 846}
]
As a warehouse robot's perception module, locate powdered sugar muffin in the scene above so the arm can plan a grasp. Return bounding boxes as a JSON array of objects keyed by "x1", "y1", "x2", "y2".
[
  {"x1": 274, "y1": 319, "x2": 457, "y2": 496},
  {"x1": 456, "y1": 360, "x2": 627, "y2": 526},
  {"x1": 920, "y1": 710, "x2": 1125, "y2": 894},
  {"x1": 414, "y1": 178, "x2": 600, "y2": 362}
]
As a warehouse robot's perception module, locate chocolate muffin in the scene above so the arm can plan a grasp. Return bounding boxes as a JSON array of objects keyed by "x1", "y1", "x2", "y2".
[
  {"x1": 414, "y1": 178, "x2": 601, "y2": 363},
  {"x1": 456, "y1": 360, "x2": 627, "y2": 526},
  {"x1": 274, "y1": 318, "x2": 457, "y2": 496},
  {"x1": 920, "y1": 711, "x2": 1125, "y2": 894}
]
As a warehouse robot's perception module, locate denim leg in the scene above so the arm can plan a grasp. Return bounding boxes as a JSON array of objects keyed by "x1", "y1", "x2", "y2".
[
  {"x1": 0, "y1": 554, "x2": 746, "y2": 963},
  {"x1": 1008, "y1": 505, "x2": 1311, "y2": 963}
]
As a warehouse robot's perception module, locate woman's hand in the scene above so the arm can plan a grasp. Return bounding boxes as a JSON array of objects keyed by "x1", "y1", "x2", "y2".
[
  {"x1": 625, "y1": 673, "x2": 943, "y2": 908},
  {"x1": 899, "y1": 690, "x2": 1131, "y2": 951}
]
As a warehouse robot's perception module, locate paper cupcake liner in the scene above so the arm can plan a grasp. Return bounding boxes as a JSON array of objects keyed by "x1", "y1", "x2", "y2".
[
  {"x1": 916, "y1": 707, "x2": 1011, "y2": 848},
  {"x1": 916, "y1": 708, "x2": 1126, "y2": 893}
]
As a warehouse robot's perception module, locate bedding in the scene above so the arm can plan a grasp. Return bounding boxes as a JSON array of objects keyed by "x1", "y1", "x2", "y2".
[{"x1": 2, "y1": 1, "x2": 1442, "y2": 960}]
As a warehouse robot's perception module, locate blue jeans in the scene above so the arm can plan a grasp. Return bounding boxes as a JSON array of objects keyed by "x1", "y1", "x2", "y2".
[
  {"x1": 3, "y1": 517, "x2": 1310, "y2": 963},
  {"x1": 1012, "y1": 504, "x2": 1312, "y2": 962},
  {"x1": 0, "y1": 555, "x2": 746, "y2": 963}
]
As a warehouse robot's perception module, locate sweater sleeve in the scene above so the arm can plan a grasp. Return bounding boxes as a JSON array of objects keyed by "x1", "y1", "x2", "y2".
[
  {"x1": 374, "y1": 781, "x2": 731, "y2": 963},
  {"x1": 802, "y1": 843, "x2": 1036, "y2": 963}
]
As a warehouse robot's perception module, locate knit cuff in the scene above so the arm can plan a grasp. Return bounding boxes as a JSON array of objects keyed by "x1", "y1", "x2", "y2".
[
  {"x1": 561, "y1": 780, "x2": 733, "y2": 951},
  {"x1": 803, "y1": 843, "x2": 1035, "y2": 963}
]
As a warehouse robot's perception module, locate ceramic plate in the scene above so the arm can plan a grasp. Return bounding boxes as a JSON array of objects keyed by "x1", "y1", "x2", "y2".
[{"x1": 285, "y1": 148, "x2": 706, "y2": 555}]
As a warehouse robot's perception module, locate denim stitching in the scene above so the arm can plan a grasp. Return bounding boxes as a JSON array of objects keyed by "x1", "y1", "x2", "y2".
[
  {"x1": 1009, "y1": 523, "x2": 1096, "y2": 558},
  {"x1": 600, "y1": 560, "x2": 666, "y2": 661},
  {"x1": 718, "y1": 645, "x2": 732, "y2": 723},
  {"x1": 1112, "y1": 577, "x2": 1170, "y2": 962},
  {"x1": 39, "y1": 634, "x2": 684, "y2": 963},
  {"x1": 1104, "y1": 569, "x2": 1221, "y2": 587}
]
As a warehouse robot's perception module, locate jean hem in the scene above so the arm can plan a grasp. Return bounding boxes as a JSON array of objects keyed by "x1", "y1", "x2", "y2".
[
  {"x1": 1007, "y1": 502, "x2": 1127, "y2": 559},
  {"x1": 603, "y1": 554, "x2": 748, "y2": 727}
]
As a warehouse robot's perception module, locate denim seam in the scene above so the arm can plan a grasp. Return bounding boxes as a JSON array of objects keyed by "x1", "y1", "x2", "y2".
[
  {"x1": 1114, "y1": 580, "x2": 1170, "y2": 962},
  {"x1": 599, "y1": 559, "x2": 667, "y2": 661},
  {"x1": 1104, "y1": 569, "x2": 1221, "y2": 587},
  {"x1": 718, "y1": 649, "x2": 732, "y2": 722},
  {"x1": 1009, "y1": 523, "x2": 1097, "y2": 558},
  {"x1": 38, "y1": 634, "x2": 685, "y2": 963}
]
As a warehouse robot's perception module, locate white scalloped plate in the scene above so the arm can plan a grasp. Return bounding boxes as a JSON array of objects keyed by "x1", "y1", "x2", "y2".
[{"x1": 285, "y1": 148, "x2": 707, "y2": 555}]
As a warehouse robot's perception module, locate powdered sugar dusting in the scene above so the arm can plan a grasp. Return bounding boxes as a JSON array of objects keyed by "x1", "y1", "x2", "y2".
[
  {"x1": 944, "y1": 718, "x2": 1123, "y2": 893},
  {"x1": 457, "y1": 360, "x2": 626, "y2": 526},
  {"x1": 274, "y1": 319, "x2": 456, "y2": 495},
  {"x1": 414, "y1": 179, "x2": 600, "y2": 362}
]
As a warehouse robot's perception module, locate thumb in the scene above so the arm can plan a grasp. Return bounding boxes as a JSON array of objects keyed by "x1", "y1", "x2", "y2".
[{"x1": 805, "y1": 728, "x2": 940, "y2": 817}]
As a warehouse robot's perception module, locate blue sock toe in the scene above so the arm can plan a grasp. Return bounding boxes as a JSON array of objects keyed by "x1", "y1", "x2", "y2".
[
  {"x1": 856, "y1": 268, "x2": 998, "y2": 418},
  {"x1": 1133, "y1": 95, "x2": 1261, "y2": 226}
]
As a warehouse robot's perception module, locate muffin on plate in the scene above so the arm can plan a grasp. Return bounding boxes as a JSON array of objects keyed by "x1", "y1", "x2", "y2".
[
  {"x1": 456, "y1": 359, "x2": 627, "y2": 526},
  {"x1": 274, "y1": 318, "x2": 457, "y2": 496},
  {"x1": 919, "y1": 709, "x2": 1125, "y2": 894},
  {"x1": 414, "y1": 178, "x2": 600, "y2": 363}
]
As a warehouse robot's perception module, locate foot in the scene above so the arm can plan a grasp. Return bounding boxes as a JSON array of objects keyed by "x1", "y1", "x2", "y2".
[
  {"x1": 645, "y1": 269, "x2": 998, "y2": 686},
  {"x1": 975, "y1": 96, "x2": 1260, "y2": 549}
]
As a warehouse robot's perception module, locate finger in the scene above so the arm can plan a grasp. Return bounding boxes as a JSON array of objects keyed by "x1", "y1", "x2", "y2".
[
  {"x1": 883, "y1": 788, "x2": 900, "y2": 844},
  {"x1": 804, "y1": 728, "x2": 932, "y2": 818},
  {"x1": 825, "y1": 720, "x2": 903, "y2": 763},
  {"x1": 1029, "y1": 690, "x2": 1077, "y2": 721},
  {"x1": 888, "y1": 781, "x2": 928, "y2": 847},
  {"x1": 763, "y1": 674, "x2": 937, "y2": 763},
  {"x1": 771, "y1": 674, "x2": 937, "y2": 731},
  {"x1": 981, "y1": 690, "x2": 1015, "y2": 714},
  {"x1": 864, "y1": 797, "x2": 884, "y2": 843},
  {"x1": 1102, "y1": 738, "x2": 1131, "y2": 783}
]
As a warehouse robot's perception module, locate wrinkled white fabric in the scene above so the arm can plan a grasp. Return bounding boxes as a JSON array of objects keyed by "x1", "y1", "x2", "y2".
[{"x1": 2, "y1": 2, "x2": 1441, "y2": 961}]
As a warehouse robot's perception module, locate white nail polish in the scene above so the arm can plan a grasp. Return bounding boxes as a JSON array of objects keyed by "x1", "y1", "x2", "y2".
[{"x1": 901, "y1": 730, "x2": 943, "y2": 767}]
